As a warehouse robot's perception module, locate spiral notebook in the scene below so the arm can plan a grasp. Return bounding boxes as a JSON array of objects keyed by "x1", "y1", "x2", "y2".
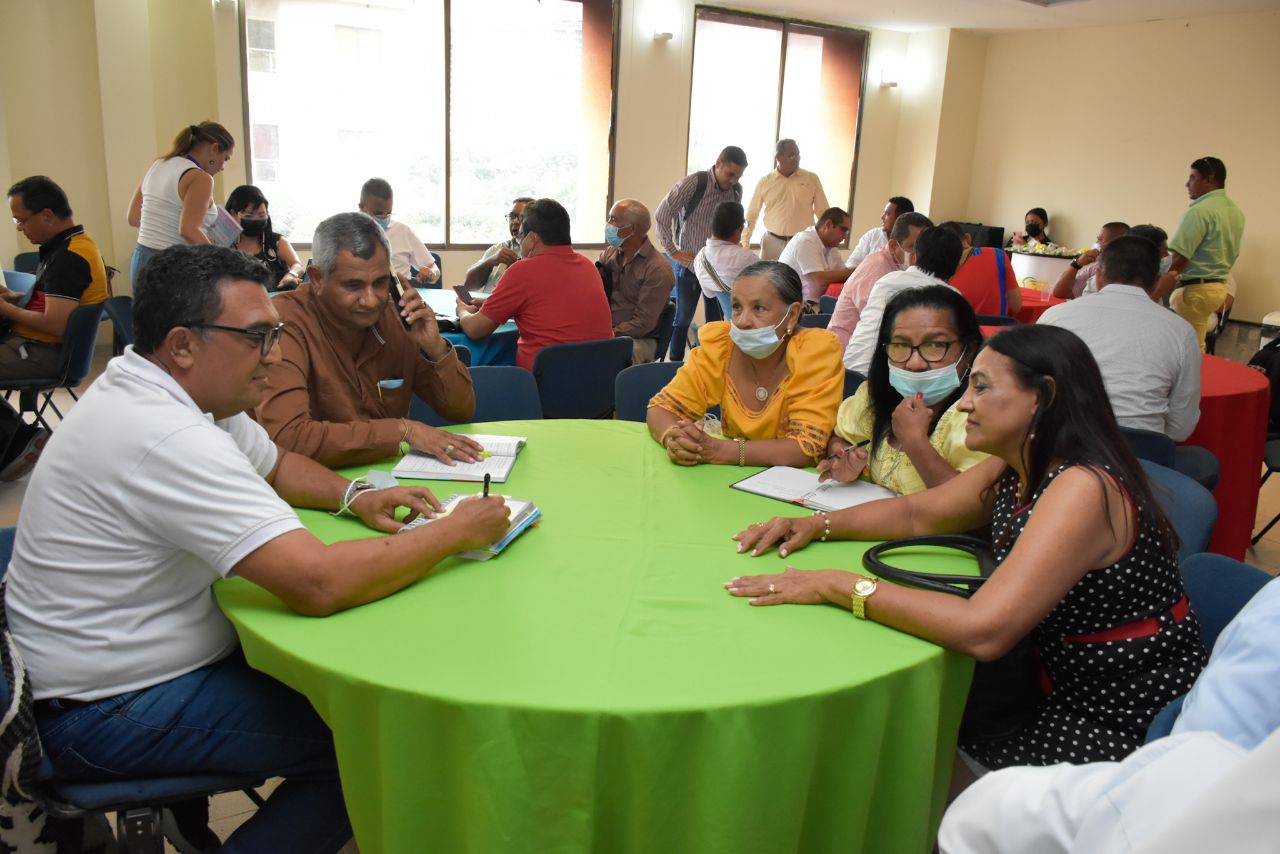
[
  {"x1": 399, "y1": 494, "x2": 540, "y2": 560},
  {"x1": 731, "y1": 466, "x2": 895, "y2": 513}
]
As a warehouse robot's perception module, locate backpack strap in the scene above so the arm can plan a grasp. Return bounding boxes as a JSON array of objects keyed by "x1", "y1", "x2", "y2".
[
  {"x1": 676, "y1": 170, "x2": 710, "y2": 246},
  {"x1": 700, "y1": 254, "x2": 730, "y2": 294}
]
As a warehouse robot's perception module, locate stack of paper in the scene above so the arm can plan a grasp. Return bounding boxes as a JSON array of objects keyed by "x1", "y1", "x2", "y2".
[{"x1": 392, "y1": 435, "x2": 527, "y2": 482}]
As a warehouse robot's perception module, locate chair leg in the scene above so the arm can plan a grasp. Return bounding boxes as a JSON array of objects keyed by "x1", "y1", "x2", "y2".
[
  {"x1": 117, "y1": 806, "x2": 165, "y2": 854},
  {"x1": 1263, "y1": 469, "x2": 1273, "y2": 488},
  {"x1": 243, "y1": 786, "x2": 267, "y2": 808}
]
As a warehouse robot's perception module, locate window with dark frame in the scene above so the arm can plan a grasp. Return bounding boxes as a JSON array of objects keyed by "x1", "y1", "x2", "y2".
[
  {"x1": 241, "y1": 0, "x2": 616, "y2": 250},
  {"x1": 688, "y1": 7, "x2": 867, "y2": 247}
]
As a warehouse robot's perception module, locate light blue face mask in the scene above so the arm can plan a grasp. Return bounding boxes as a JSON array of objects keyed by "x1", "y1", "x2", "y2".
[
  {"x1": 729, "y1": 308, "x2": 796, "y2": 359},
  {"x1": 372, "y1": 215, "x2": 392, "y2": 231},
  {"x1": 605, "y1": 224, "x2": 628, "y2": 247},
  {"x1": 1158, "y1": 255, "x2": 1173, "y2": 276},
  {"x1": 887, "y1": 350, "x2": 968, "y2": 406}
]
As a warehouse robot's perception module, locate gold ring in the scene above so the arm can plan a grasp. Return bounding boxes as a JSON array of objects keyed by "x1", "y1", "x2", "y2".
[{"x1": 444, "y1": 444, "x2": 455, "y2": 456}]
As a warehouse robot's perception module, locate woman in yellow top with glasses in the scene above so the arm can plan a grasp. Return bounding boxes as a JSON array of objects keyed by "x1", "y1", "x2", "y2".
[{"x1": 647, "y1": 261, "x2": 843, "y2": 467}]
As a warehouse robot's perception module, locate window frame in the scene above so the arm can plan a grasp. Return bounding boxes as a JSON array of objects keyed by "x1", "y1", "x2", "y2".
[
  {"x1": 237, "y1": 0, "x2": 621, "y2": 251},
  {"x1": 688, "y1": 5, "x2": 870, "y2": 249}
]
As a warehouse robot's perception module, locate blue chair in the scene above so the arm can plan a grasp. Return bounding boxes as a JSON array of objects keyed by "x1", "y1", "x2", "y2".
[
  {"x1": 818, "y1": 295, "x2": 837, "y2": 314},
  {"x1": 798, "y1": 313, "x2": 833, "y2": 329},
  {"x1": 532, "y1": 337, "x2": 634, "y2": 419},
  {"x1": 102, "y1": 294, "x2": 134, "y2": 357},
  {"x1": 454, "y1": 343, "x2": 472, "y2": 367},
  {"x1": 1144, "y1": 552, "x2": 1273, "y2": 742},
  {"x1": 843, "y1": 369, "x2": 865, "y2": 400},
  {"x1": 652, "y1": 301, "x2": 676, "y2": 364},
  {"x1": 1140, "y1": 460, "x2": 1217, "y2": 562},
  {"x1": 12, "y1": 252, "x2": 38, "y2": 274},
  {"x1": 0, "y1": 527, "x2": 264, "y2": 852},
  {"x1": 0, "y1": 302, "x2": 105, "y2": 431},
  {"x1": 1122, "y1": 426, "x2": 1220, "y2": 491},
  {"x1": 411, "y1": 366, "x2": 542, "y2": 427},
  {"x1": 615, "y1": 361, "x2": 682, "y2": 423}
]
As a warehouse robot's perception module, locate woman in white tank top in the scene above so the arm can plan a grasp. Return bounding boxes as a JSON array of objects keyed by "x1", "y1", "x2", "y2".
[{"x1": 127, "y1": 121, "x2": 235, "y2": 285}]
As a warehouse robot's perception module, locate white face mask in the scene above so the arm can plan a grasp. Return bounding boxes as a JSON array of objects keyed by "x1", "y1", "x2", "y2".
[
  {"x1": 1158, "y1": 255, "x2": 1173, "y2": 276},
  {"x1": 730, "y1": 308, "x2": 795, "y2": 359},
  {"x1": 887, "y1": 359, "x2": 964, "y2": 406}
]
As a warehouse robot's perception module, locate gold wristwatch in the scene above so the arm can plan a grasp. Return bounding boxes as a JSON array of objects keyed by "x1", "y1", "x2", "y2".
[{"x1": 850, "y1": 576, "x2": 878, "y2": 620}]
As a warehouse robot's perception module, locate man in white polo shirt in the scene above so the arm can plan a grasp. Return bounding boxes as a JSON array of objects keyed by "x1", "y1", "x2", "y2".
[
  {"x1": 777, "y1": 206, "x2": 851, "y2": 304},
  {"x1": 3, "y1": 244, "x2": 510, "y2": 851}
]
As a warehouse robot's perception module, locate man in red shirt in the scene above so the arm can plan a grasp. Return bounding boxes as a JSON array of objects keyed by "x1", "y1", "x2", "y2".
[{"x1": 457, "y1": 198, "x2": 613, "y2": 371}]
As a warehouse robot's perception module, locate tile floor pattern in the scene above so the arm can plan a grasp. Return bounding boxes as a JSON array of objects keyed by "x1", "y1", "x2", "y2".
[{"x1": 3, "y1": 323, "x2": 1276, "y2": 849}]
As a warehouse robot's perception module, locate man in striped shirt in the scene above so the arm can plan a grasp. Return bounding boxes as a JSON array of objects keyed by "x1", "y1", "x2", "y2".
[{"x1": 655, "y1": 146, "x2": 748, "y2": 360}]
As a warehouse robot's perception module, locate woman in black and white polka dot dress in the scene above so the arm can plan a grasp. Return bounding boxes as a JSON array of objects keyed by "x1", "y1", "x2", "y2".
[{"x1": 729, "y1": 322, "x2": 1208, "y2": 770}]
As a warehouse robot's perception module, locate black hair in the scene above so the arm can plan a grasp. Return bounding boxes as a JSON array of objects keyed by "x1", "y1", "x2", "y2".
[
  {"x1": 1101, "y1": 221, "x2": 1130, "y2": 235},
  {"x1": 737, "y1": 260, "x2": 803, "y2": 305},
  {"x1": 521, "y1": 198, "x2": 572, "y2": 246},
  {"x1": 818, "y1": 207, "x2": 849, "y2": 228},
  {"x1": 134, "y1": 244, "x2": 273, "y2": 354},
  {"x1": 711, "y1": 201, "x2": 746, "y2": 239},
  {"x1": 361, "y1": 177, "x2": 393, "y2": 200},
  {"x1": 1098, "y1": 235, "x2": 1160, "y2": 291},
  {"x1": 867, "y1": 285, "x2": 982, "y2": 456},
  {"x1": 890, "y1": 212, "x2": 933, "y2": 243},
  {"x1": 718, "y1": 146, "x2": 748, "y2": 167},
  {"x1": 224, "y1": 184, "x2": 280, "y2": 261},
  {"x1": 982, "y1": 325, "x2": 1178, "y2": 559},
  {"x1": 512, "y1": 196, "x2": 535, "y2": 206},
  {"x1": 1129, "y1": 224, "x2": 1168, "y2": 247},
  {"x1": 912, "y1": 226, "x2": 964, "y2": 280},
  {"x1": 888, "y1": 196, "x2": 914, "y2": 215},
  {"x1": 1190, "y1": 156, "x2": 1227, "y2": 186},
  {"x1": 1025, "y1": 207, "x2": 1049, "y2": 226},
  {"x1": 6, "y1": 175, "x2": 73, "y2": 219}
]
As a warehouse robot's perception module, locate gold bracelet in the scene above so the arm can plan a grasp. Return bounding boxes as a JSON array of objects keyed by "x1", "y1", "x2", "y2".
[
  {"x1": 658, "y1": 425, "x2": 678, "y2": 448},
  {"x1": 737, "y1": 437, "x2": 746, "y2": 466}
]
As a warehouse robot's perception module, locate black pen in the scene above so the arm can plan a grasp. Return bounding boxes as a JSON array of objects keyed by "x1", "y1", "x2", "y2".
[{"x1": 483, "y1": 472, "x2": 491, "y2": 498}]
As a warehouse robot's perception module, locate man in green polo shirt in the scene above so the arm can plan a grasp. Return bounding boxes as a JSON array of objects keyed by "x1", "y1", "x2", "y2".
[{"x1": 1152, "y1": 156, "x2": 1245, "y2": 350}]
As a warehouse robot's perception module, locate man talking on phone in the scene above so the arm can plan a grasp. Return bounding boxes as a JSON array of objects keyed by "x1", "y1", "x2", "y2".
[{"x1": 256, "y1": 211, "x2": 483, "y2": 467}]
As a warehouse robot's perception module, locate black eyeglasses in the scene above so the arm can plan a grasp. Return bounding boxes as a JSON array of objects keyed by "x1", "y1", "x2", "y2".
[
  {"x1": 506, "y1": 212, "x2": 524, "y2": 221},
  {"x1": 181, "y1": 321, "x2": 285, "y2": 356},
  {"x1": 883, "y1": 340, "x2": 957, "y2": 364}
]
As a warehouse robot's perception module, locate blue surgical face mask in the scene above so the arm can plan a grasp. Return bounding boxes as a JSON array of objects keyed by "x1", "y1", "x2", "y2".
[
  {"x1": 730, "y1": 308, "x2": 796, "y2": 359},
  {"x1": 887, "y1": 356, "x2": 966, "y2": 406},
  {"x1": 1158, "y1": 255, "x2": 1173, "y2": 276},
  {"x1": 605, "y1": 224, "x2": 627, "y2": 247},
  {"x1": 372, "y1": 215, "x2": 392, "y2": 231}
]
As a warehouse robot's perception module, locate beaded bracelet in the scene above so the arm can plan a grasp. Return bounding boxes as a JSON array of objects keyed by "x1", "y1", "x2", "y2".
[{"x1": 815, "y1": 511, "x2": 831, "y2": 542}]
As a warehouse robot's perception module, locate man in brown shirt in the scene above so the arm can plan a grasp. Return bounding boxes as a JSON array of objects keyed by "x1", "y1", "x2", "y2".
[
  {"x1": 599, "y1": 198, "x2": 674, "y2": 363},
  {"x1": 257, "y1": 212, "x2": 481, "y2": 468}
]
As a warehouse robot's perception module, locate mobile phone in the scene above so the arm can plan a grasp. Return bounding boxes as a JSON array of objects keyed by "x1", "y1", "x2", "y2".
[
  {"x1": 388, "y1": 272, "x2": 412, "y2": 330},
  {"x1": 453, "y1": 285, "x2": 475, "y2": 306}
]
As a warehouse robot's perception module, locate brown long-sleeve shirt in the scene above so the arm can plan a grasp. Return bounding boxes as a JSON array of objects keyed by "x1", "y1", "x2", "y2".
[
  {"x1": 599, "y1": 237, "x2": 674, "y2": 340},
  {"x1": 256, "y1": 285, "x2": 475, "y2": 467}
]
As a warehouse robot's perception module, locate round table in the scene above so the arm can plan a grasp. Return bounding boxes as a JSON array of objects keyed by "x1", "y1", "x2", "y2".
[
  {"x1": 1013, "y1": 287, "x2": 1066, "y2": 324},
  {"x1": 442, "y1": 320, "x2": 518, "y2": 366},
  {"x1": 216, "y1": 421, "x2": 974, "y2": 854},
  {"x1": 1183, "y1": 355, "x2": 1271, "y2": 558}
]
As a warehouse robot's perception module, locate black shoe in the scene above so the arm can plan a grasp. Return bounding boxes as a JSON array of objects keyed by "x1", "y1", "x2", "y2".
[{"x1": 160, "y1": 797, "x2": 221, "y2": 854}]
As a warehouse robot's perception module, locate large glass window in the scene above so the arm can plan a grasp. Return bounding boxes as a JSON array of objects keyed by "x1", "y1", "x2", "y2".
[
  {"x1": 242, "y1": 0, "x2": 614, "y2": 248},
  {"x1": 688, "y1": 9, "x2": 867, "y2": 245}
]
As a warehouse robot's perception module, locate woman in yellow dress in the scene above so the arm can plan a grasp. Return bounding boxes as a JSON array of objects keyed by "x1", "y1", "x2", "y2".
[
  {"x1": 819, "y1": 285, "x2": 988, "y2": 495},
  {"x1": 647, "y1": 261, "x2": 843, "y2": 467}
]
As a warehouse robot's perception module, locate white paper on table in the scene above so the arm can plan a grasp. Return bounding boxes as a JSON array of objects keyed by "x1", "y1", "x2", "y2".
[
  {"x1": 731, "y1": 466, "x2": 896, "y2": 512},
  {"x1": 418, "y1": 287, "x2": 461, "y2": 320}
]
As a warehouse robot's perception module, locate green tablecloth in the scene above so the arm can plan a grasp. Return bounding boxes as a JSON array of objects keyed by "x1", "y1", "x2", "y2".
[{"x1": 216, "y1": 420, "x2": 974, "y2": 854}]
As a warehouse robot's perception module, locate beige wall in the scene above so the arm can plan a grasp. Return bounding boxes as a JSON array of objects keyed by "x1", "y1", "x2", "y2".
[
  {"x1": 3, "y1": 4, "x2": 1275, "y2": 320},
  {"x1": 965, "y1": 11, "x2": 1280, "y2": 321}
]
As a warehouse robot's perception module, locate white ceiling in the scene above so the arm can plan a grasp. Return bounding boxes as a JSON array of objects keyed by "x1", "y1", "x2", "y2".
[{"x1": 716, "y1": 0, "x2": 1280, "y2": 33}]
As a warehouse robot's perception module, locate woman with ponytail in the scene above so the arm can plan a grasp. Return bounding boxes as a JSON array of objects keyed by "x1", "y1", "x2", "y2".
[{"x1": 127, "y1": 121, "x2": 235, "y2": 282}]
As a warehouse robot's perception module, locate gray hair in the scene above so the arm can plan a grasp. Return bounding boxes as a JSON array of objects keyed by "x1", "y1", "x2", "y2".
[
  {"x1": 311, "y1": 212, "x2": 391, "y2": 277},
  {"x1": 736, "y1": 260, "x2": 803, "y2": 305},
  {"x1": 614, "y1": 198, "x2": 651, "y2": 233},
  {"x1": 775, "y1": 138, "x2": 798, "y2": 156},
  {"x1": 890, "y1": 211, "x2": 933, "y2": 243}
]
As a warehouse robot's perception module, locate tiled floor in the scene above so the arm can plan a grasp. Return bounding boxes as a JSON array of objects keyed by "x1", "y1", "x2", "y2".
[{"x1": 7, "y1": 324, "x2": 1278, "y2": 848}]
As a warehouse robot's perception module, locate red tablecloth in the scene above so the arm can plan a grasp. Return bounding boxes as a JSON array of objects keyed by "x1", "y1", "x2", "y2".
[
  {"x1": 1014, "y1": 287, "x2": 1066, "y2": 323},
  {"x1": 1183, "y1": 355, "x2": 1271, "y2": 559}
]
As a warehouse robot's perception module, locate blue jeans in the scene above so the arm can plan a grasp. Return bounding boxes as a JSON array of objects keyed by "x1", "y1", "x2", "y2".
[
  {"x1": 130, "y1": 244, "x2": 161, "y2": 287},
  {"x1": 668, "y1": 263, "x2": 723, "y2": 361},
  {"x1": 713, "y1": 291, "x2": 733, "y2": 319},
  {"x1": 37, "y1": 649, "x2": 351, "y2": 853}
]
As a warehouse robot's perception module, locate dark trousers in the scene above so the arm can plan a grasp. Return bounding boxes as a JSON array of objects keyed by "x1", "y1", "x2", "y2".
[{"x1": 668, "y1": 264, "x2": 723, "y2": 361}]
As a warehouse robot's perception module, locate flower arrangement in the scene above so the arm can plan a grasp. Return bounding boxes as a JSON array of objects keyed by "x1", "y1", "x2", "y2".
[{"x1": 1008, "y1": 242, "x2": 1082, "y2": 259}]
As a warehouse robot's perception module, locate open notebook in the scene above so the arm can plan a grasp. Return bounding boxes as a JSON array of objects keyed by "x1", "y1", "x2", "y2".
[
  {"x1": 732, "y1": 466, "x2": 896, "y2": 513},
  {"x1": 391, "y1": 435, "x2": 527, "y2": 482},
  {"x1": 399, "y1": 494, "x2": 540, "y2": 560}
]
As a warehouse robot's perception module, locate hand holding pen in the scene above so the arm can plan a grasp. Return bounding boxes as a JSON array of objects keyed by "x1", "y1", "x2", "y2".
[{"x1": 816, "y1": 438, "x2": 871, "y2": 484}]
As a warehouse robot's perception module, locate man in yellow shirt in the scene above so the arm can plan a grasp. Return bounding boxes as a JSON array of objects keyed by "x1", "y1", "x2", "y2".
[
  {"x1": 2, "y1": 176, "x2": 109, "y2": 480},
  {"x1": 743, "y1": 140, "x2": 830, "y2": 261}
]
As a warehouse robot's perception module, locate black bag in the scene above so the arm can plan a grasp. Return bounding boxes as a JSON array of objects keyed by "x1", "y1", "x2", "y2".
[
  {"x1": 1246, "y1": 336, "x2": 1280, "y2": 434},
  {"x1": 862, "y1": 535, "x2": 1042, "y2": 743}
]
